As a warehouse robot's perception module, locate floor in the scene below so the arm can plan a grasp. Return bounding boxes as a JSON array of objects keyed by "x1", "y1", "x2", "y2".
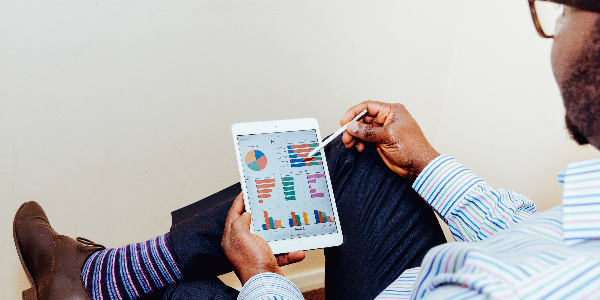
[{"x1": 302, "y1": 288, "x2": 325, "y2": 300}]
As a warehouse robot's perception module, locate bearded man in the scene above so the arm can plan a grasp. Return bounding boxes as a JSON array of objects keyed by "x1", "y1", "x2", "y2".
[{"x1": 13, "y1": 1, "x2": 600, "y2": 299}]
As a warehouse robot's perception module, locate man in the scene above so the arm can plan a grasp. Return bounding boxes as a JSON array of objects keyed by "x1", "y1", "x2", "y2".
[
  {"x1": 216, "y1": 0, "x2": 600, "y2": 298},
  {"x1": 13, "y1": 1, "x2": 600, "y2": 300}
]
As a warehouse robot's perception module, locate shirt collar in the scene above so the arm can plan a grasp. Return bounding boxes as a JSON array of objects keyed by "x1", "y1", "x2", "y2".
[{"x1": 561, "y1": 158, "x2": 600, "y2": 246}]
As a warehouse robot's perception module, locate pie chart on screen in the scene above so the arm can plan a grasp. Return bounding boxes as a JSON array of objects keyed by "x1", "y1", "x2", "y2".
[{"x1": 245, "y1": 150, "x2": 267, "y2": 171}]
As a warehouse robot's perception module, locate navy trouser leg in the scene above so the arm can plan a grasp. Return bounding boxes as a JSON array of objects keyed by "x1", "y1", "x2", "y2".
[
  {"x1": 137, "y1": 184, "x2": 242, "y2": 300},
  {"x1": 169, "y1": 183, "x2": 240, "y2": 281},
  {"x1": 160, "y1": 279, "x2": 239, "y2": 300},
  {"x1": 166, "y1": 136, "x2": 446, "y2": 300},
  {"x1": 323, "y1": 139, "x2": 446, "y2": 300}
]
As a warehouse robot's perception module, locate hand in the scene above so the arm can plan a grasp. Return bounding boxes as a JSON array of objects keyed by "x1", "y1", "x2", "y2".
[
  {"x1": 341, "y1": 100, "x2": 440, "y2": 179},
  {"x1": 221, "y1": 193, "x2": 305, "y2": 284}
]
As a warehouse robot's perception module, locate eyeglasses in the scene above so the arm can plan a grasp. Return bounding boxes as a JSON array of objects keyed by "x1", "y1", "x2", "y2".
[
  {"x1": 529, "y1": 0, "x2": 564, "y2": 38},
  {"x1": 528, "y1": 0, "x2": 600, "y2": 38}
]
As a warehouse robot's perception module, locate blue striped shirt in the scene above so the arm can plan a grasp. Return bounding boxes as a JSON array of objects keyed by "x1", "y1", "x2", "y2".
[{"x1": 239, "y1": 155, "x2": 600, "y2": 300}]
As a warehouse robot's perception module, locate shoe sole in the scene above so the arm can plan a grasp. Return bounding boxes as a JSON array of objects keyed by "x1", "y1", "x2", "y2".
[{"x1": 13, "y1": 202, "x2": 39, "y2": 300}]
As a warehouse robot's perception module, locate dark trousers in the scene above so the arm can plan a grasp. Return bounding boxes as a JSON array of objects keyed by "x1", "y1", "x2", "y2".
[{"x1": 150, "y1": 136, "x2": 446, "y2": 300}]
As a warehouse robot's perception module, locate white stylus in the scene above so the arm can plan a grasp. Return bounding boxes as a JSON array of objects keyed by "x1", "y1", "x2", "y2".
[{"x1": 306, "y1": 109, "x2": 368, "y2": 158}]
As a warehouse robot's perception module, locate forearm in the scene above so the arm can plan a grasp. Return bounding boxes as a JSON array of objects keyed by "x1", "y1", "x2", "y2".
[
  {"x1": 413, "y1": 155, "x2": 538, "y2": 242},
  {"x1": 238, "y1": 273, "x2": 304, "y2": 300}
]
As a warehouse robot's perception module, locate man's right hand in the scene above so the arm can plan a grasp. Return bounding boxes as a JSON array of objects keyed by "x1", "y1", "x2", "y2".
[
  {"x1": 221, "y1": 193, "x2": 305, "y2": 285},
  {"x1": 341, "y1": 101, "x2": 440, "y2": 179}
]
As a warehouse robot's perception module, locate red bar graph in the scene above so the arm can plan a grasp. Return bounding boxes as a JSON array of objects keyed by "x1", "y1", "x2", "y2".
[{"x1": 256, "y1": 178, "x2": 276, "y2": 203}]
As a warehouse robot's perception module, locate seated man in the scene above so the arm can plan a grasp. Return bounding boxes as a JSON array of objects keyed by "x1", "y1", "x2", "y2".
[
  {"x1": 221, "y1": 0, "x2": 600, "y2": 295},
  {"x1": 14, "y1": 0, "x2": 600, "y2": 299},
  {"x1": 221, "y1": 1, "x2": 600, "y2": 297}
]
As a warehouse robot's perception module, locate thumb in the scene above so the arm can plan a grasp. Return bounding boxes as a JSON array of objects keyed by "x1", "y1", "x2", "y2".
[
  {"x1": 231, "y1": 212, "x2": 251, "y2": 235},
  {"x1": 238, "y1": 212, "x2": 252, "y2": 228},
  {"x1": 346, "y1": 121, "x2": 389, "y2": 143}
]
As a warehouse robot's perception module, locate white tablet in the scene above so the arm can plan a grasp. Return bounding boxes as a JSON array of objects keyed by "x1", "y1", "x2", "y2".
[{"x1": 231, "y1": 118, "x2": 343, "y2": 254}]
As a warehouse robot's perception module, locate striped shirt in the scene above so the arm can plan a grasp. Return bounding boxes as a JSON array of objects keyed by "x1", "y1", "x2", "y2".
[{"x1": 239, "y1": 155, "x2": 600, "y2": 300}]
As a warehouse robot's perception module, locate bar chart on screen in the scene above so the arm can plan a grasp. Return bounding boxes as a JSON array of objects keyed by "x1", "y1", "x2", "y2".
[
  {"x1": 262, "y1": 211, "x2": 284, "y2": 230},
  {"x1": 288, "y1": 211, "x2": 311, "y2": 227},
  {"x1": 287, "y1": 143, "x2": 323, "y2": 167},
  {"x1": 306, "y1": 173, "x2": 326, "y2": 198},
  {"x1": 282, "y1": 176, "x2": 296, "y2": 201},
  {"x1": 256, "y1": 178, "x2": 276, "y2": 203},
  {"x1": 314, "y1": 210, "x2": 335, "y2": 224}
]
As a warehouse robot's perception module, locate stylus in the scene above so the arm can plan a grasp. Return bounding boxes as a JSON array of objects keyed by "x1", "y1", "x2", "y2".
[{"x1": 306, "y1": 109, "x2": 368, "y2": 158}]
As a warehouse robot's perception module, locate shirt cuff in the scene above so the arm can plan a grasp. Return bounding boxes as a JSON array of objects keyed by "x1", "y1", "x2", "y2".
[
  {"x1": 412, "y1": 154, "x2": 483, "y2": 218},
  {"x1": 238, "y1": 272, "x2": 304, "y2": 300}
]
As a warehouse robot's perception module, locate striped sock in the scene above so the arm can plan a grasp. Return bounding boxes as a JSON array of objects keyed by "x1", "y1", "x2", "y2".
[{"x1": 81, "y1": 233, "x2": 183, "y2": 300}]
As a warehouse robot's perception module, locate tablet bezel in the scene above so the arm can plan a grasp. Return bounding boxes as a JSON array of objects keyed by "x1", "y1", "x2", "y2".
[{"x1": 231, "y1": 118, "x2": 343, "y2": 254}]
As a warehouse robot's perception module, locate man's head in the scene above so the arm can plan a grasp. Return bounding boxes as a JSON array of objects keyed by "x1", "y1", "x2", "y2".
[
  {"x1": 530, "y1": 0, "x2": 600, "y2": 149},
  {"x1": 552, "y1": 5, "x2": 600, "y2": 148}
]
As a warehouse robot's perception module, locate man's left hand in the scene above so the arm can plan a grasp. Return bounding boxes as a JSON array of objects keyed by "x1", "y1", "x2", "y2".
[{"x1": 221, "y1": 193, "x2": 305, "y2": 284}]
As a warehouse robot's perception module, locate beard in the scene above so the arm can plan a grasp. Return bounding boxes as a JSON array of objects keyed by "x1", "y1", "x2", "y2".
[
  {"x1": 559, "y1": 20, "x2": 600, "y2": 147},
  {"x1": 565, "y1": 114, "x2": 592, "y2": 145}
]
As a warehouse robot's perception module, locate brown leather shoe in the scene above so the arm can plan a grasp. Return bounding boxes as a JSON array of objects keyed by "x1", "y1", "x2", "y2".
[{"x1": 13, "y1": 201, "x2": 106, "y2": 300}]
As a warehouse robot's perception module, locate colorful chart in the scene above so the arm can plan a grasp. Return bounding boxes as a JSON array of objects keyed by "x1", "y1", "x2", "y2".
[
  {"x1": 262, "y1": 211, "x2": 283, "y2": 230},
  {"x1": 245, "y1": 150, "x2": 267, "y2": 171},
  {"x1": 307, "y1": 173, "x2": 326, "y2": 198},
  {"x1": 314, "y1": 210, "x2": 334, "y2": 224},
  {"x1": 282, "y1": 176, "x2": 296, "y2": 201},
  {"x1": 289, "y1": 211, "x2": 310, "y2": 227},
  {"x1": 287, "y1": 144, "x2": 323, "y2": 168},
  {"x1": 256, "y1": 178, "x2": 275, "y2": 203}
]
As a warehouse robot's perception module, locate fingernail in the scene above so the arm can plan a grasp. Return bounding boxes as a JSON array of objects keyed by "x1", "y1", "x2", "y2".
[{"x1": 347, "y1": 121, "x2": 359, "y2": 133}]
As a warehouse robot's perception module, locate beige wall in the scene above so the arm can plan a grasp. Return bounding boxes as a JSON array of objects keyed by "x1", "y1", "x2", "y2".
[
  {"x1": 2, "y1": 0, "x2": 598, "y2": 298},
  {"x1": 435, "y1": 1, "x2": 598, "y2": 212}
]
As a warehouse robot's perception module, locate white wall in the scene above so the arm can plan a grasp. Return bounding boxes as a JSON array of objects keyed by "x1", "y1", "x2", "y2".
[
  {"x1": 2, "y1": 0, "x2": 597, "y2": 298},
  {"x1": 434, "y1": 0, "x2": 598, "y2": 212}
]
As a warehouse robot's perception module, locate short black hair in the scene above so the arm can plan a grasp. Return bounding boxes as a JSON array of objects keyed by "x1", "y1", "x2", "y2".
[{"x1": 551, "y1": 0, "x2": 600, "y2": 13}]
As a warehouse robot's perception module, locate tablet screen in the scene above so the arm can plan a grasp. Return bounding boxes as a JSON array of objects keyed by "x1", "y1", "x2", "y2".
[{"x1": 237, "y1": 130, "x2": 338, "y2": 242}]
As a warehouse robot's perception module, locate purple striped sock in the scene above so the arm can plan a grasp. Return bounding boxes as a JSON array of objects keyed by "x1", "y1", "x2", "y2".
[{"x1": 81, "y1": 233, "x2": 183, "y2": 300}]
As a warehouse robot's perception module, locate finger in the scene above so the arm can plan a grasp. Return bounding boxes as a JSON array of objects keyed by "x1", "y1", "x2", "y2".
[
  {"x1": 341, "y1": 131, "x2": 354, "y2": 146},
  {"x1": 231, "y1": 211, "x2": 253, "y2": 233},
  {"x1": 356, "y1": 141, "x2": 365, "y2": 152},
  {"x1": 276, "y1": 250, "x2": 306, "y2": 266},
  {"x1": 340, "y1": 102, "x2": 369, "y2": 126},
  {"x1": 340, "y1": 101, "x2": 388, "y2": 126},
  {"x1": 376, "y1": 146, "x2": 409, "y2": 178},
  {"x1": 225, "y1": 193, "x2": 245, "y2": 235},
  {"x1": 346, "y1": 121, "x2": 389, "y2": 144},
  {"x1": 345, "y1": 139, "x2": 356, "y2": 149},
  {"x1": 343, "y1": 133, "x2": 356, "y2": 149},
  {"x1": 287, "y1": 250, "x2": 305, "y2": 264},
  {"x1": 228, "y1": 193, "x2": 245, "y2": 219},
  {"x1": 372, "y1": 104, "x2": 396, "y2": 126}
]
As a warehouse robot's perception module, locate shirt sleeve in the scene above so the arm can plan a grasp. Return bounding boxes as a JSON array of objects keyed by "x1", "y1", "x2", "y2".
[
  {"x1": 238, "y1": 272, "x2": 304, "y2": 300},
  {"x1": 375, "y1": 267, "x2": 421, "y2": 300},
  {"x1": 412, "y1": 154, "x2": 538, "y2": 242}
]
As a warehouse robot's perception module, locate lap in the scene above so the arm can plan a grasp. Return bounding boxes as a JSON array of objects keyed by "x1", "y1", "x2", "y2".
[
  {"x1": 324, "y1": 139, "x2": 446, "y2": 300},
  {"x1": 168, "y1": 136, "x2": 446, "y2": 300},
  {"x1": 161, "y1": 279, "x2": 238, "y2": 300}
]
